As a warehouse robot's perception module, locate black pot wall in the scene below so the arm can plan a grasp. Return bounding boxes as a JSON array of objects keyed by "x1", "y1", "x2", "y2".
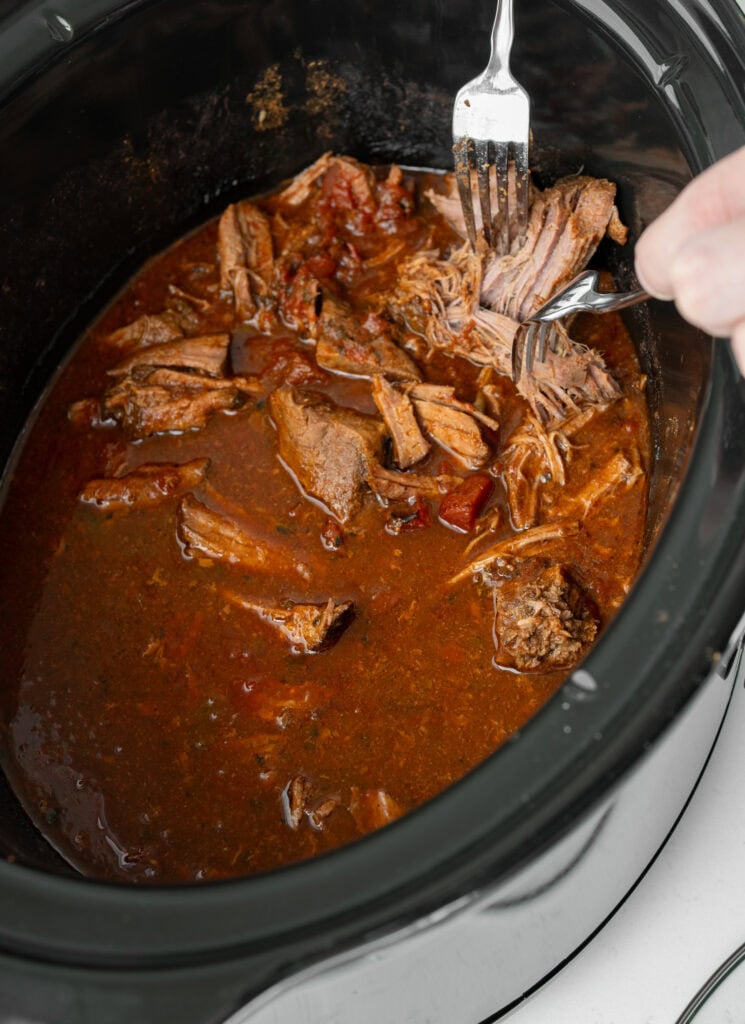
[{"x1": 1, "y1": 1, "x2": 745, "y2": 1022}]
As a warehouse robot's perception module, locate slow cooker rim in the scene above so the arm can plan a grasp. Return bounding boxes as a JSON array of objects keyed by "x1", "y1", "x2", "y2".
[{"x1": 0, "y1": 0, "x2": 744, "y2": 972}]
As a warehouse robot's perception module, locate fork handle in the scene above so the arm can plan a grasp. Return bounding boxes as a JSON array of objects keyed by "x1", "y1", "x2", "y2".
[
  {"x1": 584, "y1": 287, "x2": 650, "y2": 315},
  {"x1": 486, "y1": 0, "x2": 515, "y2": 82}
]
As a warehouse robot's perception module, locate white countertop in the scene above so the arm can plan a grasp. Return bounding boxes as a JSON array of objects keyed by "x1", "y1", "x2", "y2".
[{"x1": 508, "y1": 657, "x2": 745, "y2": 1023}]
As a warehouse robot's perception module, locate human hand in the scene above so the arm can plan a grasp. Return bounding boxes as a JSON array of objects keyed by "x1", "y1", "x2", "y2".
[{"x1": 635, "y1": 145, "x2": 745, "y2": 374}]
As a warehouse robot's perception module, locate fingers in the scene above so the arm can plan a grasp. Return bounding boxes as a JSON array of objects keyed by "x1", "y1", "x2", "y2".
[
  {"x1": 635, "y1": 145, "x2": 745, "y2": 300},
  {"x1": 666, "y1": 214, "x2": 745, "y2": 337}
]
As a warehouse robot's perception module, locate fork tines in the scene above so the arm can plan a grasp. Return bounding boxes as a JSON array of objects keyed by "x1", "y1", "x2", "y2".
[
  {"x1": 454, "y1": 137, "x2": 529, "y2": 252},
  {"x1": 511, "y1": 320, "x2": 554, "y2": 384}
]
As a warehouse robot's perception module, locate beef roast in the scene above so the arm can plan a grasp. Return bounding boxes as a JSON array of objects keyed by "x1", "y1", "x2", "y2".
[
  {"x1": 493, "y1": 560, "x2": 598, "y2": 671},
  {"x1": 371, "y1": 376, "x2": 430, "y2": 468},
  {"x1": 108, "y1": 334, "x2": 231, "y2": 379},
  {"x1": 225, "y1": 592, "x2": 354, "y2": 653},
  {"x1": 104, "y1": 376, "x2": 243, "y2": 439},
  {"x1": 177, "y1": 494, "x2": 311, "y2": 578},
  {"x1": 105, "y1": 312, "x2": 184, "y2": 351},
  {"x1": 369, "y1": 466, "x2": 460, "y2": 502},
  {"x1": 218, "y1": 201, "x2": 275, "y2": 321},
  {"x1": 269, "y1": 385, "x2": 385, "y2": 523},
  {"x1": 79, "y1": 458, "x2": 209, "y2": 510},
  {"x1": 412, "y1": 398, "x2": 490, "y2": 469},
  {"x1": 316, "y1": 297, "x2": 421, "y2": 382}
]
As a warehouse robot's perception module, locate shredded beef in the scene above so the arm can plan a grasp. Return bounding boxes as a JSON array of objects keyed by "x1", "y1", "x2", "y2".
[
  {"x1": 480, "y1": 177, "x2": 629, "y2": 320},
  {"x1": 390, "y1": 244, "x2": 620, "y2": 425}
]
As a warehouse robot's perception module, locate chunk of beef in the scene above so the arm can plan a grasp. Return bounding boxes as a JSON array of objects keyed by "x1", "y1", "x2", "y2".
[
  {"x1": 349, "y1": 787, "x2": 404, "y2": 832},
  {"x1": 136, "y1": 366, "x2": 260, "y2": 396},
  {"x1": 163, "y1": 287, "x2": 207, "y2": 333},
  {"x1": 322, "y1": 157, "x2": 377, "y2": 215},
  {"x1": 269, "y1": 385, "x2": 385, "y2": 523},
  {"x1": 276, "y1": 152, "x2": 334, "y2": 206},
  {"x1": 276, "y1": 154, "x2": 412, "y2": 235},
  {"x1": 375, "y1": 164, "x2": 415, "y2": 229},
  {"x1": 167, "y1": 284, "x2": 212, "y2": 314},
  {"x1": 316, "y1": 297, "x2": 421, "y2": 382},
  {"x1": 104, "y1": 376, "x2": 243, "y2": 439},
  {"x1": 105, "y1": 312, "x2": 184, "y2": 351},
  {"x1": 498, "y1": 414, "x2": 567, "y2": 530},
  {"x1": 427, "y1": 170, "x2": 627, "y2": 261},
  {"x1": 79, "y1": 458, "x2": 209, "y2": 511},
  {"x1": 276, "y1": 262, "x2": 323, "y2": 338},
  {"x1": 307, "y1": 793, "x2": 342, "y2": 831},
  {"x1": 412, "y1": 399, "x2": 490, "y2": 469},
  {"x1": 225, "y1": 592, "x2": 354, "y2": 653},
  {"x1": 177, "y1": 494, "x2": 311, "y2": 578},
  {"x1": 68, "y1": 397, "x2": 109, "y2": 429},
  {"x1": 369, "y1": 466, "x2": 460, "y2": 502},
  {"x1": 493, "y1": 561, "x2": 598, "y2": 671},
  {"x1": 282, "y1": 776, "x2": 309, "y2": 830},
  {"x1": 371, "y1": 376, "x2": 430, "y2": 468},
  {"x1": 218, "y1": 201, "x2": 275, "y2": 321},
  {"x1": 480, "y1": 177, "x2": 629, "y2": 320},
  {"x1": 563, "y1": 450, "x2": 643, "y2": 515},
  {"x1": 408, "y1": 383, "x2": 499, "y2": 433},
  {"x1": 108, "y1": 334, "x2": 231, "y2": 379},
  {"x1": 279, "y1": 775, "x2": 341, "y2": 831}
]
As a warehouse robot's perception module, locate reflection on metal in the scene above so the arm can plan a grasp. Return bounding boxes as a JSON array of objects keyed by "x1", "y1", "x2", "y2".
[
  {"x1": 675, "y1": 940, "x2": 745, "y2": 1023},
  {"x1": 42, "y1": 11, "x2": 74, "y2": 42},
  {"x1": 657, "y1": 53, "x2": 688, "y2": 89},
  {"x1": 483, "y1": 805, "x2": 614, "y2": 911}
]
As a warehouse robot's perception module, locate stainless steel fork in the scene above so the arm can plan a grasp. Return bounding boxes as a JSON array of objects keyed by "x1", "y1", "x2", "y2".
[
  {"x1": 511, "y1": 270, "x2": 650, "y2": 381},
  {"x1": 452, "y1": 0, "x2": 530, "y2": 253}
]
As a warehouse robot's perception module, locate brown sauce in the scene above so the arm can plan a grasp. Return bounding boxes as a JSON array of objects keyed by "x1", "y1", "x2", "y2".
[{"x1": 0, "y1": 161, "x2": 650, "y2": 883}]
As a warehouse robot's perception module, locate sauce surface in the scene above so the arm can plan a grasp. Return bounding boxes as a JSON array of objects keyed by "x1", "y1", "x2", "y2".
[{"x1": 0, "y1": 162, "x2": 649, "y2": 882}]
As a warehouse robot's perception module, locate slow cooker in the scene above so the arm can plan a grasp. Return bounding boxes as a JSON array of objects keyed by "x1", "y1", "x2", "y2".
[{"x1": 1, "y1": 1, "x2": 744, "y2": 1021}]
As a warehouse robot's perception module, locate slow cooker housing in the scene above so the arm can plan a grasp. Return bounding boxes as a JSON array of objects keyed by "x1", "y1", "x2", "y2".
[{"x1": 0, "y1": 1, "x2": 744, "y2": 1021}]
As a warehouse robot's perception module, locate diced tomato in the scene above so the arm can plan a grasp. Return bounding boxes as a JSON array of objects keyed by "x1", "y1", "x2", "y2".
[{"x1": 439, "y1": 475, "x2": 493, "y2": 533}]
